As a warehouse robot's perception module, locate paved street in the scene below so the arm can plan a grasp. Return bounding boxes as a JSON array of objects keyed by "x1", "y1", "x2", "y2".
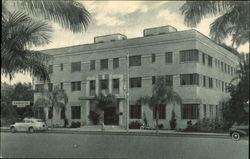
[{"x1": 0, "y1": 132, "x2": 248, "y2": 159}]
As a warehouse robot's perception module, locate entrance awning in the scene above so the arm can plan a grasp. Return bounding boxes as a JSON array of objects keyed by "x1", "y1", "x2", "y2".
[{"x1": 79, "y1": 95, "x2": 126, "y2": 100}]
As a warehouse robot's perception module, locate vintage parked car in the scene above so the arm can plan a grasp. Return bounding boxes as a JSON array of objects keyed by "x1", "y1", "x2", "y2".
[
  {"x1": 10, "y1": 118, "x2": 48, "y2": 133},
  {"x1": 229, "y1": 125, "x2": 249, "y2": 140}
]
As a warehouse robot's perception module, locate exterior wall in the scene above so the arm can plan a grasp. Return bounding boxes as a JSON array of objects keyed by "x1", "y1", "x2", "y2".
[{"x1": 33, "y1": 29, "x2": 239, "y2": 129}]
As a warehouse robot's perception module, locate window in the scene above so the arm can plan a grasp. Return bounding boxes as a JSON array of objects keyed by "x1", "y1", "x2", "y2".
[
  {"x1": 35, "y1": 84, "x2": 44, "y2": 92},
  {"x1": 202, "y1": 53, "x2": 205, "y2": 64},
  {"x1": 60, "y1": 107, "x2": 65, "y2": 119},
  {"x1": 208, "y1": 78, "x2": 213, "y2": 88},
  {"x1": 129, "y1": 105, "x2": 141, "y2": 119},
  {"x1": 152, "y1": 76, "x2": 156, "y2": 84},
  {"x1": 100, "y1": 79, "x2": 108, "y2": 90},
  {"x1": 182, "y1": 104, "x2": 199, "y2": 119},
  {"x1": 208, "y1": 56, "x2": 212, "y2": 67},
  {"x1": 71, "y1": 106, "x2": 81, "y2": 119},
  {"x1": 203, "y1": 104, "x2": 207, "y2": 118},
  {"x1": 129, "y1": 55, "x2": 141, "y2": 67},
  {"x1": 60, "y1": 82, "x2": 63, "y2": 90},
  {"x1": 225, "y1": 82, "x2": 227, "y2": 92},
  {"x1": 222, "y1": 81, "x2": 224, "y2": 91},
  {"x1": 48, "y1": 83, "x2": 53, "y2": 92},
  {"x1": 221, "y1": 62, "x2": 224, "y2": 72},
  {"x1": 48, "y1": 65, "x2": 53, "y2": 74},
  {"x1": 90, "y1": 60, "x2": 95, "y2": 70},
  {"x1": 165, "y1": 52, "x2": 173, "y2": 63},
  {"x1": 100, "y1": 59, "x2": 108, "y2": 70},
  {"x1": 71, "y1": 81, "x2": 81, "y2": 91},
  {"x1": 165, "y1": 75, "x2": 173, "y2": 86},
  {"x1": 60, "y1": 64, "x2": 63, "y2": 71},
  {"x1": 90, "y1": 80, "x2": 96, "y2": 90},
  {"x1": 203, "y1": 76, "x2": 206, "y2": 87},
  {"x1": 209, "y1": 105, "x2": 213, "y2": 118},
  {"x1": 113, "y1": 58, "x2": 119, "y2": 69},
  {"x1": 113, "y1": 79, "x2": 119, "y2": 89},
  {"x1": 218, "y1": 60, "x2": 220, "y2": 69},
  {"x1": 152, "y1": 54, "x2": 156, "y2": 63},
  {"x1": 48, "y1": 107, "x2": 53, "y2": 119},
  {"x1": 218, "y1": 80, "x2": 221, "y2": 88},
  {"x1": 130, "y1": 77, "x2": 142, "y2": 88},
  {"x1": 153, "y1": 105, "x2": 166, "y2": 119},
  {"x1": 216, "y1": 79, "x2": 218, "y2": 88},
  {"x1": 180, "y1": 74, "x2": 199, "y2": 85},
  {"x1": 180, "y1": 49, "x2": 198, "y2": 62},
  {"x1": 224, "y1": 63, "x2": 227, "y2": 73},
  {"x1": 215, "y1": 59, "x2": 217, "y2": 68},
  {"x1": 215, "y1": 105, "x2": 218, "y2": 118},
  {"x1": 228, "y1": 65, "x2": 230, "y2": 74},
  {"x1": 71, "y1": 62, "x2": 81, "y2": 72},
  {"x1": 231, "y1": 66, "x2": 233, "y2": 75}
]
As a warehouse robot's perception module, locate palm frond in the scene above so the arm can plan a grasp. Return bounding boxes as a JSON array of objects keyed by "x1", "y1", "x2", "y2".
[{"x1": 14, "y1": 0, "x2": 91, "y2": 33}]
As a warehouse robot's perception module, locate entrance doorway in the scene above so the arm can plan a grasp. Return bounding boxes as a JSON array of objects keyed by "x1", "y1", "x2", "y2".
[{"x1": 104, "y1": 107, "x2": 118, "y2": 125}]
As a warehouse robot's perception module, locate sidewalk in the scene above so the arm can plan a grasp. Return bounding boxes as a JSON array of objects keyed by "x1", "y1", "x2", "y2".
[{"x1": 0, "y1": 126, "x2": 229, "y2": 138}]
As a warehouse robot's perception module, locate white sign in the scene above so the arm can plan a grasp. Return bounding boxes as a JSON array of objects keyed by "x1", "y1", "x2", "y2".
[{"x1": 12, "y1": 101, "x2": 30, "y2": 107}]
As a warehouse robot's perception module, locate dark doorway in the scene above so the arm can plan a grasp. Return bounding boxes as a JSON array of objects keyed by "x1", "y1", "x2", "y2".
[{"x1": 104, "y1": 107, "x2": 118, "y2": 125}]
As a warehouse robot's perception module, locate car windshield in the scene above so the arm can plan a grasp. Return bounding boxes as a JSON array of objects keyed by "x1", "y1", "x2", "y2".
[{"x1": 36, "y1": 119, "x2": 43, "y2": 122}]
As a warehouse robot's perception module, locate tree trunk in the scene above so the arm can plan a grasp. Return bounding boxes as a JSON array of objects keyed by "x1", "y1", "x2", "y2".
[{"x1": 156, "y1": 106, "x2": 159, "y2": 134}]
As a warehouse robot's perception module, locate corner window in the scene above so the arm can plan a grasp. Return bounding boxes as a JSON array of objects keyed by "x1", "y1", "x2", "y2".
[
  {"x1": 129, "y1": 55, "x2": 141, "y2": 67},
  {"x1": 180, "y1": 74, "x2": 199, "y2": 85},
  {"x1": 180, "y1": 49, "x2": 198, "y2": 62},
  {"x1": 182, "y1": 104, "x2": 199, "y2": 119}
]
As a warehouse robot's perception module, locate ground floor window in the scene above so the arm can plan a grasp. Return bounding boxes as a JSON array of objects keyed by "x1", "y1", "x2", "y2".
[
  {"x1": 209, "y1": 105, "x2": 213, "y2": 118},
  {"x1": 71, "y1": 106, "x2": 81, "y2": 119},
  {"x1": 48, "y1": 107, "x2": 53, "y2": 119},
  {"x1": 181, "y1": 104, "x2": 199, "y2": 119},
  {"x1": 130, "y1": 105, "x2": 141, "y2": 119},
  {"x1": 153, "y1": 104, "x2": 166, "y2": 119}
]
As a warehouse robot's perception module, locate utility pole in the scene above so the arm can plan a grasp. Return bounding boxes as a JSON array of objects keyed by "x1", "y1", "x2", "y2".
[{"x1": 126, "y1": 52, "x2": 130, "y2": 132}]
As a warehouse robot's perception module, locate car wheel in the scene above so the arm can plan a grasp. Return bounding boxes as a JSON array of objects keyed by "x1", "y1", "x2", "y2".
[
  {"x1": 232, "y1": 132, "x2": 240, "y2": 141},
  {"x1": 10, "y1": 127, "x2": 16, "y2": 133},
  {"x1": 29, "y1": 127, "x2": 34, "y2": 133}
]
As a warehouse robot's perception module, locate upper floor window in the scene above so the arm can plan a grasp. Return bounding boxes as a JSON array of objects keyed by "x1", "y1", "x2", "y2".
[
  {"x1": 165, "y1": 75, "x2": 173, "y2": 86},
  {"x1": 113, "y1": 58, "x2": 119, "y2": 69},
  {"x1": 180, "y1": 49, "x2": 198, "y2": 62},
  {"x1": 228, "y1": 65, "x2": 230, "y2": 74},
  {"x1": 180, "y1": 74, "x2": 199, "y2": 85},
  {"x1": 129, "y1": 104, "x2": 141, "y2": 119},
  {"x1": 71, "y1": 62, "x2": 81, "y2": 72},
  {"x1": 35, "y1": 84, "x2": 44, "y2": 92},
  {"x1": 222, "y1": 81, "x2": 224, "y2": 91},
  {"x1": 100, "y1": 59, "x2": 108, "y2": 70},
  {"x1": 231, "y1": 66, "x2": 233, "y2": 75},
  {"x1": 60, "y1": 82, "x2": 63, "y2": 90},
  {"x1": 100, "y1": 79, "x2": 108, "y2": 90},
  {"x1": 203, "y1": 104, "x2": 207, "y2": 118},
  {"x1": 71, "y1": 81, "x2": 81, "y2": 91},
  {"x1": 165, "y1": 52, "x2": 173, "y2": 64},
  {"x1": 113, "y1": 79, "x2": 119, "y2": 90},
  {"x1": 182, "y1": 104, "x2": 199, "y2": 119},
  {"x1": 215, "y1": 59, "x2": 217, "y2": 68},
  {"x1": 129, "y1": 55, "x2": 141, "y2": 67},
  {"x1": 60, "y1": 64, "x2": 63, "y2": 71},
  {"x1": 48, "y1": 65, "x2": 53, "y2": 74},
  {"x1": 48, "y1": 83, "x2": 53, "y2": 92},
  {"x1": 224, "y1": 63, "x2": 227, "y2": 73},
  {"x1": 130, "y1": 77, "x2": 142, "y2": 88},
  {"x1": 152, "y1": 54, "x2": 156, "y2": 63},
  {"x1": 221, "y1": 62, "x2": 224, "y2": 72},
  {"x1": 202, "y1": 53, "x2": 205, "y2": 64},
  {"x1": 208, "y1": 56, "x2": 212, "y2": 67},
  {"x1": 208, "y1": 78, "x2": 213, "y2": 88},
  {"x1": 90, "y1": 60, "x2": 95, "y2": 70},
  {"x1": 203, "y1": 76, "x2": 206, "y2": 87},
  {"x1": 90, "y1": 80, "x2": 96, "y2": 91}
]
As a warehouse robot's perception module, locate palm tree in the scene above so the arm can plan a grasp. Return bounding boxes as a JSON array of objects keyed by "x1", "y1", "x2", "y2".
[
  {"x1": 180, "y1": 1, "x2": 249, "y2": 48},
  {"x1": 34, "y1": 86, "x2": 68, "y2": 127},
  {"x1": 137, "y1": 76, "x2": 182, "y2": 133},
  {"x1": 2, "y1": 0, "x2": 91, "y2": 81}
]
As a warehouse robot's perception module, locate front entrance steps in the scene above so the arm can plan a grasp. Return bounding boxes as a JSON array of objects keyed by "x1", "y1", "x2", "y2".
[{"x1": 81, "y1": 125, "x2": 123, "y2": 131}]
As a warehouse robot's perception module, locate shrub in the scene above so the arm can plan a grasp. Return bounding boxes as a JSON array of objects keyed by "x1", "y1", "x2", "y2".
[
  {"x1": 183, "y1": 120, "x2": 198, "y2": 132},
  {"x1": 157, "y1": 123, "x2": 164, "y2": 129},
  {"x1": 129, "y1": 120, "x2": 143, "y2": 129},
  {"x1": 169, "y1": 110, "x2": 177, "y2": 130},
  {"x1": 88, "y1": 111, "x2": 100, "y2": 125},
  {"x1": 70, "y1": 121, "x2": 81, "y2": 128}
]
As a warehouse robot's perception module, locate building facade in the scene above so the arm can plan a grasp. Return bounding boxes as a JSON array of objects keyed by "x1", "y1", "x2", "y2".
[{"x1": 33, "y1": 25, "x2": 239, "y2": 129}]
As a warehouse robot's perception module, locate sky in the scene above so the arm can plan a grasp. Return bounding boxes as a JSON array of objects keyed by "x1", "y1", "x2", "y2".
[{"x1": 2, "y1": 1, "x2": 249, "y2": 84}]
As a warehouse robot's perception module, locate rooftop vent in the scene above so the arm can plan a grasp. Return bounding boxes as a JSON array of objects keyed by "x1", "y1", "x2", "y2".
[
  {"x1": 94, "y1": 34, "x2": 127, "y2": 43},
  {"x1": 143, "y1": 25, "x2": 177, "y2": 37}
]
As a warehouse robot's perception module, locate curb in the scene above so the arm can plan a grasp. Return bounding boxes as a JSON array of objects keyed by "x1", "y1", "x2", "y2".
[{"x1": 0, "y1": 128, "x2": 229, "y2": 139}]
